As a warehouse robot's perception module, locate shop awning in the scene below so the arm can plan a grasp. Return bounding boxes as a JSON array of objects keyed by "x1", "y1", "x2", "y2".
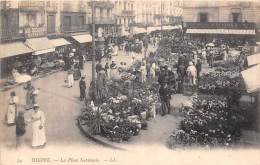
[
  {"x1": 25, "y1": 37, "x2": 55, "y2": 55},
  {"x1": 0, "y1": 42, "x2": 33, "y2": 59},
  {"x1": 50, "y1": 38, "x2": 71, "y2": 47},
  {"x1": 132, "y1": 27, "x2": 147, "y2": 35},
  {"x1": 72, "y1": 34, "x2": 92, "y2": 43},
  {"x1": 147, "y1": 27, "x2": 161, "y2": 33},
  {"x1": 247, "y1": 53, "x2": 260, "y2": 66},
  {"x1": 162, "y1": 25, "x2": 182, "y2": 30},
  {"x1": 186, "y1": 29, "x2": 255, "y2": 35},
  {"x1": 241, "y1": 64, "x2": 260, "y2": 93}
]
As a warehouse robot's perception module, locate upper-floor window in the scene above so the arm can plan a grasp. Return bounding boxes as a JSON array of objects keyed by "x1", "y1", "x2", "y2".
[
  {"x1": 27, "y1": 13, "x2": 37, "y2": 27},
  {"x1": 100, "y1": 8, "x2": 103, "y2": 18},
  {"x1": 231, "y1": 8, "x2": 242, "y2": 23},
  {"x1": 124, "y1": 2, "x2": 126, "y2": 10},
  {"x1": 199, "y1": 13, "x2": 208, "y2": 23},
  {"x1": 79, "y1": 16, "x2": 85, "y2": 27},
  {"x1": 232, "y1": 13, "x2": 242, "y2": 23},
  {"x1": 46, "y1": 1, "x2": 51, "y2": 7},
  {"x1": 2, "y1": 14, "x2": 9, "y2": 28},
  {"x1": 107, "y1": 9, "x2": 110, "y2": 18}
]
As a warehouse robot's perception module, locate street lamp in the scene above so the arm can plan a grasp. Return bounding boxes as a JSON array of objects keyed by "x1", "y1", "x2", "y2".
[
  {"x1": 91, "y1": 0, "x2": 96, "y2": 99},
  {"x1": 144, "y1": 0, "x2": 148, "y2": 59},
  {"x1": 160, "y1": 0, "x2": 163, "y2": 40}
]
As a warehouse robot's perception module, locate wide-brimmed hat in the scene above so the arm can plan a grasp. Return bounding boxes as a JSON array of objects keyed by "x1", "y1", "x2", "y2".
[
  {"x1": 69, "y1": 53, "x2": 74, "y2": 57},
  {"x1": 110, "y1": 63, "x2": 117, "y2": 69},
  {"x1": 33, "y1": 104, "x2": 39, "y2": 109}
]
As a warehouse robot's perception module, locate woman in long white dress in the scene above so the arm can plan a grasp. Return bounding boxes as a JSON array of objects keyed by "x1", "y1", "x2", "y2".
[
  {"x1": 140, "y1": 63, "x2": 147, "y2": 83},
  {"x1": 6, "y1": 91, "x2": 19, "y2": 126},
  {"x1": 150, "y1": 63, "x2": 156, "y2": 80},
  {"x1": 27, "y1": 104, "x2": 47, "y2": 148},
  {"x1": 186, "y1": 61, "x2": 197, "y2": 86}
]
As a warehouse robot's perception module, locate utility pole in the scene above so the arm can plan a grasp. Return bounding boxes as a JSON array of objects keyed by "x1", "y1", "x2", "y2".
[
  {"x1": 144, "y1": 0, "x2": 148, "y2": 59},
  {"x1": 160, "y1": 0, "x2": 163, "y2": 40},
  {"x1": 91, "y1": 0, "x2": 96, "y2": 99}
]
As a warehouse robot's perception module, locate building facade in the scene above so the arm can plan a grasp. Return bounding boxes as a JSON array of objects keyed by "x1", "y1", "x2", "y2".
[
  {"x1": 182, "y1": 1, "x2": 260, "y2": 40},
  {"x1": 60, "y1": 0, "x2": 89, "y2": 33},
  {"x1": 89, "y1": 0, "x2": 116, "y2": 37},
  {"x1": 113, "y1": 0, "x2": 135, "y2": 36},
  {"x1": 133, "y1": 0, "x2": 183, "y2": 27},
  {"x1": 183, "y1": 1, "x2": 260, "y2": 25}
]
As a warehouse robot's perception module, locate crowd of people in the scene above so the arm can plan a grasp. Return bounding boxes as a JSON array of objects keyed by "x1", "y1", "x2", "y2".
[{"x1": 4, "y1": 28, "x2": 255, "y2": 149}]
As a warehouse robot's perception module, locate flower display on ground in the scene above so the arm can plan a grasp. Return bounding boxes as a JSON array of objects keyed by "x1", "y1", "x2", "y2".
[
  {"x1": 168, "y1": 94, "x2": 248, "y2": 148},
  {"x1": 79, "y1": 82, "x2": 160, "y2": 142}
]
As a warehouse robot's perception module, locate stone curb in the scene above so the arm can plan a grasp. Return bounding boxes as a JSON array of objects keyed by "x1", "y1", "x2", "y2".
[{"x1": 76, "y1": 119, "x2": 125, "y2": 151}]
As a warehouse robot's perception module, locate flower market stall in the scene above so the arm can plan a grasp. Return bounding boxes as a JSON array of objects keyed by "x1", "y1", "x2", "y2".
[
  {"x1": 78, "y1": 63, "x2": 160, "y2": 143},
  {"x1": 167, "y1": 94, "x2": 249, "y2": 148},
  {"x1": 198, "y1": 68, "x2": 245, "y2": 96}
]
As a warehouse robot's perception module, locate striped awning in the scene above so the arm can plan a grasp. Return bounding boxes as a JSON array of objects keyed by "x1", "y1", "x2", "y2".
[
  {"x1": 132, "y1": 27, "x2": 147, "y2": 35},
  {"x1": 25, "y1": 37, "x2": 55, "y2": 55},
  {"x1": 162, "y1": 25, "x2": 182, "y2": 30},
  {"x1": 241, "y1": 64, "x2": 260, "y2": 93},
  {"x1": 247, "y1": 53, "x2": 260, "y2": 66},
  {"x1": 147, "y1": 27, "x2": 161, "y2": 33},
  {"x1": 72, "y1": 34, "x2": 92, "y2": 43},
  {"x1": 186, "y1": 29, "x2": 255, "y2": 35},
  {"x1": 50, "y1": 38, "x2": 71, "y2": 47},
  {"x1": 0, "y1": 42, "x2": 33, "y2": 59}
]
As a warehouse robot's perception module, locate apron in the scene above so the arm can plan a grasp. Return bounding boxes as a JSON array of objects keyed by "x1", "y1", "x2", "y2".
[{"x1": 6, "y1": 97, "x2": 18, "y2": 125}]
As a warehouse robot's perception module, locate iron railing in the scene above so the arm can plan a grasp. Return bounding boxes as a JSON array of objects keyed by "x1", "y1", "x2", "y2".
[
  {"x1": 60, "y1": 24, "x2": 90, "y2": 33},
  {"x1": 19, "y1": 0, "x2": 44, "y2": 11}
]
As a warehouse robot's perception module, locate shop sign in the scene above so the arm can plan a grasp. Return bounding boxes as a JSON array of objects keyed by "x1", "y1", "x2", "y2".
[{"x1": 24, "y1": 27, "x2": 46, "y2": 38}]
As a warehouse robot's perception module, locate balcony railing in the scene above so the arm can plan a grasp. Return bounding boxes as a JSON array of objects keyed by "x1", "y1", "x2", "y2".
[
  {"x1": 122, "y1": 10, "x2": 135, "y2": 16},
  {"x1": 19, "y1": 1, "x2": 44, "y2": 12},
  {"x1": 0, "y1": 1, "x2": 11, "y2": 10},
  {"x1": 185, "y1": 22, "x2": 256, "y2": 29},
  {"x1": 88, "y1": 1, "x2": 114, "y2": 9},
  {"x1": 0, "y1": 29, "x2": 24, "y2": 41},
  {"x1": 129, "y1": 22, "x2": 154, "y2": 27},
  {"x1": 23, "y1": 26, "x2": 46, "y2": 38},
  {"x1": 61, "y1": 24, "x2": 89, "y2": 33},
  {"x1": 46, "y1": 5, "x2": 58, "y2": 12},
  {"x1": 90, "y1": 17, "x2": 116, "y2": 25}
]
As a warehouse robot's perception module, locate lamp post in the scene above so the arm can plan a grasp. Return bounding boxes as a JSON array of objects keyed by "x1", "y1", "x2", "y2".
[
  {"x1": 160, "y1": 0, "x2": 163, "y2": 40},
  {"x1": 144, "y1": 0, "x2": 148, "y2": 59},
  {"x1": 91, "y1": 0, "x2": 96, "y2": 99}
]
